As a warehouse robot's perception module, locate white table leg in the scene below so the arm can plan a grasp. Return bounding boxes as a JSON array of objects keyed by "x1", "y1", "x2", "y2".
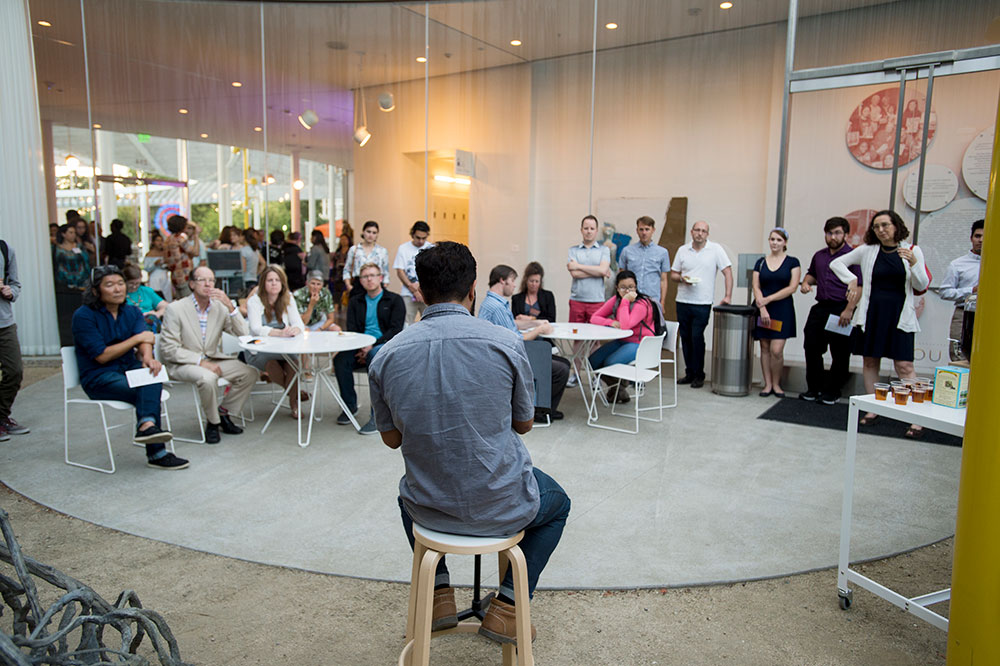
[{"x1": 838, "y1": 399, "x2": 860, "y2": 606}]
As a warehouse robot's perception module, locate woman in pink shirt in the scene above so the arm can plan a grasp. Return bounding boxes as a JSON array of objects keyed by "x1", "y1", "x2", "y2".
[{"x1": 588, "y1": 271, "x2": 656, "y2": 401}]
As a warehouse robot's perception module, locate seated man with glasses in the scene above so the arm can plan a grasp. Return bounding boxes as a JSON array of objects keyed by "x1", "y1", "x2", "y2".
[
  {"x1": 159, "y1": 266, "x2": 258, "y2": 444},
  {"x1": 72, "y1": 265, "x2": 188, "y2": 470},
  {"x1": 332, "y1": 262, "x2": 405, "y2": 434}
]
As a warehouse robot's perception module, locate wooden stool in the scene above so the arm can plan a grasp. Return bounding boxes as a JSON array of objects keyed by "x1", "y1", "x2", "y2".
[{"x1": 399, "y1": 523, "x2": 534, "y2": 666}]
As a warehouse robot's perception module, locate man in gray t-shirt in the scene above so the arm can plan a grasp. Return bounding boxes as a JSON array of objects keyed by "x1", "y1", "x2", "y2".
[{"x1": 369, "y1": 242, "x2": 571, "y2": 645}]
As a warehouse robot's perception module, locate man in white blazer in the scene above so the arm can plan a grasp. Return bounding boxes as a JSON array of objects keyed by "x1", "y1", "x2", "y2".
[{"x1": 160, "y1": 265, "x2": 258, "y2": 443}]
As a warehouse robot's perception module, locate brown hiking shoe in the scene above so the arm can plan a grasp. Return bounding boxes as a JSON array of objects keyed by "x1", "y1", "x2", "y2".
[
  {"x1": 477, "y1": 597, "x2": 536, "y2": 644},
  {"x1": 431, "y1": 587, "x2": 458, "y2": 631}
]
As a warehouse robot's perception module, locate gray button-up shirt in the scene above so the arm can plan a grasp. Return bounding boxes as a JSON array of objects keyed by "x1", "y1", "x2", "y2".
[
  {"x1": 618, "y1": 241, "x2": 670, "y2": 302},
  {"x1": 567, "y1": 242, "x2": 611, "y2": 302},
  {"x1": 369, "y1": 302, "x2": 539, "y2": 536}
]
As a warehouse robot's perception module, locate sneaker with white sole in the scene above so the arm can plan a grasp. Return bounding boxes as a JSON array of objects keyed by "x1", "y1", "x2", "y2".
[
  {"x1": 360, "y1": 413, "x2": 378, "y2": 435},
  {"x1": 336, "y1": 409, "x2": 357, "y2": 426},
  {"x1": 146, "y1": 453, "x2": 190, "y2": 470},
  {"x1": 0, "y1": 425, "x2": 9, "y2": 442},
  {"x1": 134, "y1": 424, "x2": 173, "y2": 444},
  {"x1": 2, "y1": 417, "x2": 29, "y2": 435}
]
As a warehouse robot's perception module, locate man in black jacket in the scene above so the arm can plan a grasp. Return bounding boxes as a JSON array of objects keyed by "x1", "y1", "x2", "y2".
[{"x1": 334, "y1": 262, "x2": 405, "y2": 434}]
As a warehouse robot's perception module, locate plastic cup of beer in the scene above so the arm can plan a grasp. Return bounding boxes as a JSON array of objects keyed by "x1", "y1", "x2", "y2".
[
  {"x1": 572, "y1": 328, "x2": 578, "y2": 334},
  {"x1": 911, "y1": 383, "x2": 928, "y2": 403},
  {"x1": 874, "y1": 383, "x2": 890, "y2": 400},
  {"x1": 893, "y1": 386, "x2": 910, "y2": 405}
]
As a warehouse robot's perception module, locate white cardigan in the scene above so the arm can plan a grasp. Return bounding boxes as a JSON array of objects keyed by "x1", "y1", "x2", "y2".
[
  {"x1": 830, "y1": 242, "x2": 929, "y2": 333},
  {"x1": 246, "y1": 293, "x2": 305, "y2": 336}
]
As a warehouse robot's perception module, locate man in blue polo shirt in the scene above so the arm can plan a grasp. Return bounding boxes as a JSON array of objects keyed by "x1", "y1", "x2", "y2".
[
  {"x1": 333, "y1": 262, "x2": 405, "y2": 433},
  {"x1": 479, "y1": 264, "x2": 570, "y2": 422},
  {"x1": 618, "y1": 215, "x2": 670, "y2": 311}
]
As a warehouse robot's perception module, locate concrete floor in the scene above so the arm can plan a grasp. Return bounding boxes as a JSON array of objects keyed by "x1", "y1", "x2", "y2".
[{"x1": 0, "y1": 369, "x2": 961, "y2": 590}]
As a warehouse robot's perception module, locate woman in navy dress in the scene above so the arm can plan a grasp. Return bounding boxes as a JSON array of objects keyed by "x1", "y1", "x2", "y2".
[{"x1": 752, "y1": 228, "x2": 801, "y2": 398}]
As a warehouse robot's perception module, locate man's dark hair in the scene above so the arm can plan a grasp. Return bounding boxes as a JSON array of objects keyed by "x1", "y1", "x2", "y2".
[
  {"x1": 110, "y1": 218, "x2": 124, "y2": 232},
  {"x1": 636, "y1": 215, "x2": 655, "y2": 228},
  {"x1": 824, "y1": 216, "x2": 850, "y2": 234},
  {"x1": 972, "y1": 219, "x2": 985, "y2": 235},
  {"x1": 488, "y1": 264, "x2": 517, "y2": 287},
  {"x1": 410, "y1": 220, "x2": 430, "y2": 236},
  {"x1": 166, "y1": 214, "x2": 188, "y2": 235},
  {"x1": 65, "y1": 210, "x2": 81, "y2": 223},
  {"x1": 415, "y1": 242, "x2": 476, "y2": 305},
  {"x1": 581, "y1": 215, "x2": 598, "y2": 228},
  {"x1": 863, "y1": 209, "x2": 909, "y2": 245},
  {"x1": 82, "y1": 265, "x2": 124, "y2": 308},
  {"x1": 270, "y1": 229, "x2": 285, "y2": 245}
]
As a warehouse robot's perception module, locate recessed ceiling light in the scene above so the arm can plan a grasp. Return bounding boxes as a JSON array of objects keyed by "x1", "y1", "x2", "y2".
[
  {"x1": 200, "y1": 133, "x2": 208, "y2": 138},
  {"x1": 231, "y1": 81, "x2": 243, "y2": 87},
  {"x1": 37, "y1": 20, "x2": 52, "y2": 27},
  {"x1": 510, "y1": 39, "x2": 522, "y2": 46},
  {"x1": 605, "y1": 22, "x2": 618, "y2": 30},
  {"x1": 253, "y1": 126, "x2": 262, "y2": 132},
  {"x1": 416, "y1": 56, "x2": 427, "y2": 63},
  {"x1": 178, "y1": 108, "x2": 189, "y2": 114},
  {"x1": 92, "y1": 123, "x2": 101, "y2": 129},
  {"x1": 720, "y1": 2, "x2": 734, "y2": 8}
]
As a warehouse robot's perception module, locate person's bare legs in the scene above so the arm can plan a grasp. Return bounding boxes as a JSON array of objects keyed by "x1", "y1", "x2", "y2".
[
  {"x1": 265, "y1": 360, "x2": 298, "y2": 416},
  {"x1": 861, "y1": 356, "x2": 881, "y2": 423},
  {"x1": 769, "y1": 339, "x2": 786, "y2": 394},
  {"x1": 759, "y1": 340, "x2": 773, "y2": 393}
]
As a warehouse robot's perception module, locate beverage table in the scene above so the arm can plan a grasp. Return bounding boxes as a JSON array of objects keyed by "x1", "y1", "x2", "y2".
[
  {"x1": 541, "y1": 322, "x2": 632, "y2": 416},
  {"x1": 239, "y1": 331, "x2": 376, "y2": 447},
  {"x1": 837, "y1": 393, "x2": 966, "y2": 630}
]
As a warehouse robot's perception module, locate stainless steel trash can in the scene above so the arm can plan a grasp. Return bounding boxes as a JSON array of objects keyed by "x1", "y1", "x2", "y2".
[{"x1": 711, "y1": 304, "x2": 756, "y2": 396}]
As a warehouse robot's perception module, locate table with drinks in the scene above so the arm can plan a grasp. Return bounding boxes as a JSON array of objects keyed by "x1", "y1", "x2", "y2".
[{"x1": 836, "y1": 379, "x2": 966, "y2": 631}]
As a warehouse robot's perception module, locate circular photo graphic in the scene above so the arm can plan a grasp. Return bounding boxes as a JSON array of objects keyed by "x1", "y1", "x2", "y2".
[
  {"x1": 962, "y1": 127, "x2": 994, "y2": 201},
  {"x1": 902, "y1": 164, "x2": 958, "y2": 212},
  {"x1": 844, "y1": 208, "x2": 881, "y2": 247},
  {"x1": 915, "y1": 197, "x2": 986, "y2": 288},
  {"x1": 845, "y1": 87, "x2": 936, "y2": 169}
]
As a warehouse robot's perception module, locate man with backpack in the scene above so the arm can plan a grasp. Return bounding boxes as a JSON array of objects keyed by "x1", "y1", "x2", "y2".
[{"x1": 0, "y1": 239, "x2": 27, "y2": 440}]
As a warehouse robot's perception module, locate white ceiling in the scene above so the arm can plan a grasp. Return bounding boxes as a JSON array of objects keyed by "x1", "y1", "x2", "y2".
[{"x1": 30, "y1": 0, "x2": 900, "y2": 172}]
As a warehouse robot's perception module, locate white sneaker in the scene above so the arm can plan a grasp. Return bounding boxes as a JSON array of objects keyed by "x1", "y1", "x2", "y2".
[{"x1": 566, "y1": 374, "x2": 578, "y2": 388}]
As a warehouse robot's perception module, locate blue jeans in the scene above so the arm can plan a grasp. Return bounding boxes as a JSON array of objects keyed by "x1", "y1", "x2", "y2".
[
  {"x1": 588, "y1": 339, "x2": 639, "y2": 369},
  {"x1": 399, "y1": 467, "x2": 571, "y2": 601},
  {"x1": 82, "y1": 368, "x2": 166, "y2": 458},
  {"x1": 676, "y1": 302, "x2": 711, "y2": 380},
  {"x1": 333, "y1": 344, "x2": 383, "y2": 413}
]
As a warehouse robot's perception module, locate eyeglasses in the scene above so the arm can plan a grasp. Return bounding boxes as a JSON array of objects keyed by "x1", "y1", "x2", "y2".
[
  {"x1": 360, "y1": 273, "x2": 381, "y2": 280},
  {"x1": 91, "y1": 265, "x2": 123, "y2": 282}
]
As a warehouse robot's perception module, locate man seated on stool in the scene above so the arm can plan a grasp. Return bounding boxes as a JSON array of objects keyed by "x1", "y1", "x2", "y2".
[
  {"x1": 160, "y1": 265, "x2": 258, "y2": 444},
  {"x1": 369, "y1": 243, "x2": 571, "y2": 644},
  {"x1": 333, "y1": 262, "x2": 404, "y2": 434},
  {"x1": 479, "y1": 264, "x2": 571, "y2": 423}
]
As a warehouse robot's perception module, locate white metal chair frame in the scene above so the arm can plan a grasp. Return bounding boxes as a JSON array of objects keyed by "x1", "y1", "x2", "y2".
[
  {"x1": 587, "y1": 333, "x2": 667, "y2": 435},
  {"x1": 638, "y1": 320, "x2": 678, "y2": 412},
  {"x1": 61, "y1": 346, "x2": 173, "y2": 474}
]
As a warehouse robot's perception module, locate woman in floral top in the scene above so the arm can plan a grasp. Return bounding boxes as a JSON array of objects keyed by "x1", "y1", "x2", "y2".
[{"x1": 342, "y1": 220, "x2": 389, "y2": 299}]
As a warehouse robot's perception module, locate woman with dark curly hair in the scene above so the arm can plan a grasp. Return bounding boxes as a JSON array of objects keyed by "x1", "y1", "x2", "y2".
[{"x1": 831, "y1": 209, "x2": 929, "y2": 436}]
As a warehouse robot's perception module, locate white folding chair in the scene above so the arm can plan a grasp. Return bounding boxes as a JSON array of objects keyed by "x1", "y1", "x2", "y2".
[
  {"x1": 61, "y1": 346, "x2": 172, "y2": 474},
  {"x1": 638, "y1": 320, "x2": 678, "y2": 412},
  {"x1": 587, "y1": 333, "x2": 666, "y2": 434}
]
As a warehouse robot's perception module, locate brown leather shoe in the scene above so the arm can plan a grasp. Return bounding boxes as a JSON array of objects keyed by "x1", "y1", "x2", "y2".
[
  {"x1": 478, "y1": 597, "x2": 536, "y2": 644},
  {"x1": 431, "y1": 587, "x2": 458, "y2": 632}
]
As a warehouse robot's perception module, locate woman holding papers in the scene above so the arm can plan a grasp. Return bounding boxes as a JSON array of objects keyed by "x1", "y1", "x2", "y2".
[
  {"x1": 831, "y1": 210, "x2": 929, "y2": 436},
  {"x1": 71, "y1": 265, "x2": 189, "y2": 470},
  {"x1": 752, "y1": 228, "x2": 801, "y2": 398}
]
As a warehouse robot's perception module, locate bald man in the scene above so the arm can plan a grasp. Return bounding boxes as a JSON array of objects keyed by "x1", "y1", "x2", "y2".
[{"x1": 670, "y1": 221, "x2": 733, "y2": 388}]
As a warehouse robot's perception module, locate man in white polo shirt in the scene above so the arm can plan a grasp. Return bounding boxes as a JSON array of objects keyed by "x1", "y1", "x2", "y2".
[
  {"x1": 670, "y1": 220, "x2": 733, "y2": 388},
  {"x1": 393, "y1": 221, "x2": 434, "y2": 324}
]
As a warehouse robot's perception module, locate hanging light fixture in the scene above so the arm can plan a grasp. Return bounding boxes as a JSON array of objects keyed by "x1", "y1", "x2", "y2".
[
  {"x1": 353, "y1": 53, "x2": 371, "y2": 147},
  {"x1": 378, "y1": 92, "x2": 395, "y2": 112},
  {"x1": 298, "y1": 109, "x2": 319, "y2": 130}
]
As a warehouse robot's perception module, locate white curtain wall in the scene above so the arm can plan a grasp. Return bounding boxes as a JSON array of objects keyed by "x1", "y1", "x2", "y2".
[{"x1": 1, "y1": 0, "x2": 60, "y2": 355}]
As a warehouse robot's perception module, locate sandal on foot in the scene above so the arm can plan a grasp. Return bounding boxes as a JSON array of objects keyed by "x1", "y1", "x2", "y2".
[
  {"x1": 859, "y1": 413, "x2": 878, "y2": 426},
  {"x1": 905, "y1": 425, "x2": 924, "y2": 438}
]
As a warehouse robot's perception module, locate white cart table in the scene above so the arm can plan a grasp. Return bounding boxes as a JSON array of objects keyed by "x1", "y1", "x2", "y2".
[
  {"x1": 239, "y1": 331, "x2": 376, "y2": 447},
  {"x1": 542, "y1": 322, "x2": 632, "y2": 416},
  {"x1": 837, "y1": 393, "x2": 966, "y2": 630}
]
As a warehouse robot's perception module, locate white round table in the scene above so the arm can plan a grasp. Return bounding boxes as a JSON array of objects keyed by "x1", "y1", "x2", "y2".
[
  {"x1": 541, "y1": 323, "x2": 632, "y2": 415},
  {"x1": 239, "y1": 330, "x2": 376, "y2": 447}
]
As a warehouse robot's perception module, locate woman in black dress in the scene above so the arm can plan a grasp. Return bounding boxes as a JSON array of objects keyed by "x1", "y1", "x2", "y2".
[
  {"x1": 512, "y1": 261, "x2": 557, "y2": 323},
  {"x1": 752, "y1": 228, "x2": 800, "y2": 398},
  {"x1": 831, "y1": 210, "x2": 929, "y2": 436}
]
